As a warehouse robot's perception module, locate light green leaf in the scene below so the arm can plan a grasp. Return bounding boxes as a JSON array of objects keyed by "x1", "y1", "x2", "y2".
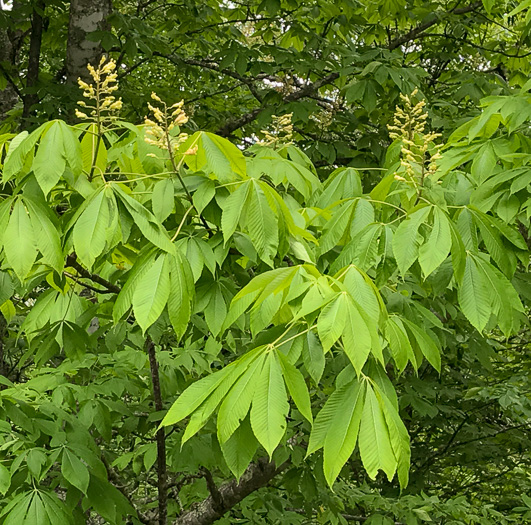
[
  {"x1": 385, "y1": 317, "x2": 415, "y2": 371},
  {"x1": 402, "y1": 319, "x2": 441, "y2": 372},
  {"x1": 342, "y1": 298, "x2": 372, "y2": 374},
  {"x1": 167, "y1": 252, "x2": 194, "y2": 340},
  {"x1": 33, "y1": 122, "x2": 67, "y2": 195},
  {"x1": 221, "y1": 180, "x2": 252, "y2": 242},
  {"x1": 217, "y1": 354, "x2": 265, "y2": 443},
  {"x1": 319, "y1": 200, "x2": 356, "y2": 255},
  {"x1": 73, "y1": 189, "x2": 109, "y2": 268},
  {"x1": 392, "y1": 207, "x2": 431, "y2": 274},
  {"x1": 358, "y1": 383, "x2": 396, "y2": 481},
  {"x1": 61, "y1": 449, "x2": 90, "y2": 494},
  {"x1": 317, "y1": 294, "x2": 347, "y2": 352},
  {"x1": 132, "y1": 253, "x2": 170, "y2": 332},
  {"x1": 24, "y1": 197, "x2": 64, "y2": 272},
  {"x1": 418, "y1": 207, "x2": 451, "y2": 277},
  {"x1": 152, "y1": 179, "x2": 174, "y2": 223},
  {"x1": 277, "y1": 350, "x2": 313, "y2": 423},
  {"x1": 4, "y1": 199, "x2": 37, "y2": 280},
  {"x1": 246, "y1": 179, "x2": 278, "y2": 265},
  {"x1": 250, "y1": 352, "x2": 289, "y2": 456},
  {"x1": 458, "y1": 255, "x2": 492, "y2": 332},
  {"x1": 0, "y1": 463, "x2": 11, "y2": 495},
  {"x1": 302, "y1": 331, "x2": 325, "y2": 384},
  {"x1": 323, "y1": 379, "x2": 365, "y2": 486},
  {"x1": 220, "y1": 417, "x2": 259, "y2": 481}
]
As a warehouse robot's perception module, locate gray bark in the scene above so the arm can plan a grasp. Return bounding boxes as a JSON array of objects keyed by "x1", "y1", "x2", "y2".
[{"x1": 65, "y1": 0, "x2": 112, "y2": 84}]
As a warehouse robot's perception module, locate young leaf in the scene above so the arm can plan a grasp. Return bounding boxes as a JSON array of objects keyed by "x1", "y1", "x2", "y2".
[
  {"x1": 152, "y1": 178, "x2": 174, "y2": 223},
  {"x1": 458, "y1": 255, "x2": 492, "y2": 332},
  {"x1": 33, "y1": 121, "x2": 67, "y2": 196},
  {"x1": 73, "y1": 189, "x2": 110, "y2": 268},
  {"x1": 323, "y1": 379, "x2": 365, "y2": 486},
  {"x1": 317, "y1": 294, "x2": 347, "y2": 352},
  {"x1": 418, "y1": 207, "x2": 451, "y2": 277},
  {"x1": 221, "y1": 180, "x2": 252, "y2": 242},
  {"x1": 392, "y1": 206, "x2": 431, "y2": 275},
  {"x1": 61, "y1": 448, "x2": 90, "y2": 494},
  {"x1": 250, "y1": 351, "x2": 289, "y2": 456},
  {"x1": 220, "y1": 416, "x2": 259, "y2": 481},
  {"x1": 341, "y1": 297, "x2": 372, "y2": 374},
  {"x1": 277, "y1": 350, "x2": 313, "y2": 423},
  {"x1": 358, "y1": 383, "x2": 397, "y2": 481},
  {"x1": 4, "y1": 199, "x2": 37, "y2": 281},
  {"x1": 132, "y1": 253, "x2": 170, "y2": 332}
]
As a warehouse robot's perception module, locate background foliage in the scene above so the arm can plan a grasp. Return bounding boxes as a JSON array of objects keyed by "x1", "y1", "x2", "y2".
[{"x1": 0, "y1": 1, "x2": 530, "y2": 524}]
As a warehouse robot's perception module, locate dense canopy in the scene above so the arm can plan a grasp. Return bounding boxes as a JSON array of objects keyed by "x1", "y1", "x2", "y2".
[{"x1": 0, "y1": 1, "x2": 530, "y2": 524}]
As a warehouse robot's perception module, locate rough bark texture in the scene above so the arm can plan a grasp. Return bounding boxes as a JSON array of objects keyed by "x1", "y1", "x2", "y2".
[
  {"x1": 0, "y1": 26, "x2": 18, "y2": 120},
  {"x1": 66, "y1": 0, "x2": 112, "y2": 84},
  {"x1": 174, "y1": 458, "x2": 290, "y2": 525},
  {"x1": 21, "y1": 0, "x2": 45, "y2": 125}
]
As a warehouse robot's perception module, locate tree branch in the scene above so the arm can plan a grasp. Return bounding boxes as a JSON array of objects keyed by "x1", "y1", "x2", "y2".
[
  {"x1": 66, "y1": 254, "x2": 122, "y2": 294},
  {"x1": 388, "y1": 1, "x2": 482, "y2": 50},
  {"x1": 175, "y1": 457, "x2": 290, "y2": 525},
  {"x1": 146, "y1": 338, "x2": 168, "y2": 525}
]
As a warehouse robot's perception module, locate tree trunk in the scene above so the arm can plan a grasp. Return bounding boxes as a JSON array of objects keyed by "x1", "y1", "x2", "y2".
[
  {"x1": 65, "y1": 0, "x2": 112, "y2": 84},
  {"x1": 21, "y1": 0, "x2": 45, "y2": 126},
  {"x1": 0, "y1": 27, "x2": 18, "y2": 121}
]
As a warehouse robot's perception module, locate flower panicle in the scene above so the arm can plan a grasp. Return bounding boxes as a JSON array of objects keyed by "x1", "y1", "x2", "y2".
[
  {"x1": 144, "y1": 93, "x2": 193, "y2": 154},
  {"x1": 388, "y1": 89, "x2": 443, "y2": 183},
  {"x1": 76, "y1": 56, "x2": 122, "y2": 125},
  {"x1": 259, "y1": 113, "x2": 294, "y2": 147}
]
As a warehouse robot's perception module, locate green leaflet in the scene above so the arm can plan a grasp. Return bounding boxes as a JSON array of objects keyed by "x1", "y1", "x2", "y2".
[
  {"x1": 33, "y1": 121, "x2": 67, "y2": 196},
  {"x1": 246, "y1": 179, "x2": 279, "y2": 265},
  {"x1": 81, "y1": 123, "x2": 107, "y2": 176},
  {"x1": 341, "y1": 296, "x2": 372, "y2": 374},
  {"x1": 221, "y1": 180, "x2": 252, "y2": 242},
  {"x1": 161, "y1": 346, "x2": 264, "y2": 428},
  {"x1": 112, "y1": 185, "x2": 174, "y2": 252},
  {"x1": 185, "y1": 131, "x2": 246, "y2": 183},
  {"x1": 392, "y1": 206, "x2": 431, "y2": 275},
  {"x1": 250, "y1": 351, "x2": 290, "y2": 457},
  {"x1": 323, "y1": 379, "x2": 365, "y2": 486},
  {"x1": 374, "y1": 384, "x2": 411, "y2": 488},
  {"x1": 418, "y1": 207, "x2": 452, "y2": 277},
  {"x1": 217, "y1": 353, "x2": 265, "y2": 443},
  {"x1": 220, "y1": 416, "x2": 259, "y2": 481},
  {"x1": 358, "y1": 383, "x2": 396, "y2": 481},
  {"x1": 73, "y1": 188, "x2": 110, "y2": 269},
  {"x1": 167, "y1": 251, "x2": 194, "y2": 340},
  {"x1": 61, "y1": 448, "x2": 90, "y2": 494},
  {"x1": 4, "y1": 199, "x2": 37, "y2": 281},
  {"x1": 24, "y1": 197, "x2": 63, "y2": 273},
  {"x1": 458, "y1": 255, "x2": 492, "y2": 332},
  {"x1": 317, "y1": 294, "x2": 347, "y2": 352},
  {"x1": 132, "y1": 253, "x2": 170, "y2": 332},
  {"x1": 385, "y1": 316, "x2": 416, "y2": 372},
  {"x1": 151, "y1": 178, "x2": 175, "y2": 223},
  {"x1": 402, "y1": 319, "x2": 441, "y2": 373},
  {"x1": 113, "y1": 248, "x2": 158, "y2": 323},
  {"x1": 319, "y1": 199, "x2": 357, "y2": 255},
  {"x1": 277, "y1": 350, "x2": 313, "y2": 423}
]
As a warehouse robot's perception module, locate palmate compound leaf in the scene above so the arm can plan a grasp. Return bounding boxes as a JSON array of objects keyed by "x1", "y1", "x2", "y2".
[
  {"x1": 250, "y1": 350, "x2": 290, "y2": 457},
  {"x1": 161, "y1": 346, "x2": 265, "y2": 431}
]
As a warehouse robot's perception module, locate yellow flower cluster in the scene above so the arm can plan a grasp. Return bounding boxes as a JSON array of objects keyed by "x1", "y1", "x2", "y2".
[
  {"x1": 144, "y1": 93, "x2": 195, "y2": 155},
  {"x1": 75, "y1": 56, "x2": 122, "y2": 123},
  {"x1": 388, "y1": 89, "x2": 442, "y2": 183},
  {"x1": 259, "y1": 113, "x2": 294, "y2": 148}
]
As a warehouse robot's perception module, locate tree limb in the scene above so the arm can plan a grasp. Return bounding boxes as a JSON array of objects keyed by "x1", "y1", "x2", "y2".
[
  {"x1": 66, "y1": 254, "x2": 122, "y2": 294},
  {"x1": 174, "y1": 457, "x2": 290, "y2": 525}
]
